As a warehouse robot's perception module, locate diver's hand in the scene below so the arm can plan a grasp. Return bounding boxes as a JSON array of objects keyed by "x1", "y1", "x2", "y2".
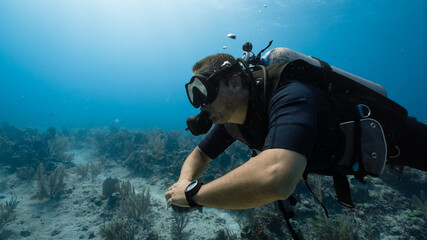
[{"x1": 165, "y1": 179, "x2": 192, "y2": 208}]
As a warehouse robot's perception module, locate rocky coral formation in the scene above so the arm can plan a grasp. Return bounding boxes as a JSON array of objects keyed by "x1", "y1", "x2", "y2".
[
  {"x1": 0, "y1": 123, "x2": 425, "y2": 239},
  {"x1": 0, "y1": 123, "x2": 74, "y2": 172}
]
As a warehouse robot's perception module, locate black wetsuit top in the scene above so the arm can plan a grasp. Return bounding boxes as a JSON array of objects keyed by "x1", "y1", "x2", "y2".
[{"x1": 198, "y1": 79, "x2": 336, "y2": 172}]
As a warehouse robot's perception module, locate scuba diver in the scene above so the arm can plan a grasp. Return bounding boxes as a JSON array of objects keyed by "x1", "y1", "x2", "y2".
[{"x1": 165, "y1": 41, "x2": 427, "y2": 239}]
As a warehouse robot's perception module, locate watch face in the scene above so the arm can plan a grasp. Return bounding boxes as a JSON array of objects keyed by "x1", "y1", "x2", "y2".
[{"x1": 186, "y1": 181, "x2": 198, "y2": 192}]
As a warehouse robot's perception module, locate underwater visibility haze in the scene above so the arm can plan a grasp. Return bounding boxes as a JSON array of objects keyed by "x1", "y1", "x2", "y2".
[
  {"x1": 1, "y1": 0, "x2": 426, "y2": 130},
  {"x1": 0, "y1": 1, "x2": 426, "y2": 240}
]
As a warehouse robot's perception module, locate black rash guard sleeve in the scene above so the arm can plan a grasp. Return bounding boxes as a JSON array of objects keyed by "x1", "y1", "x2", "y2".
[
  {"x1": 262, "y1": 80, "x2": 327, "y2": 160},
  {"x1": 198, "y1": 124, "x2": 236, "y2": 159}
]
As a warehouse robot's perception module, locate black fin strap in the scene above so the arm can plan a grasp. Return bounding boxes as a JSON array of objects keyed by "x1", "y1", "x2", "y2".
[
  {"x1": 303, "y1": 175, "x2": 329, "y2": 218},
  {"x1": 278, "y1": 200, "x2": 300, "y2": 240},
  {"x1": 333, "y1": 174, "x2": 355, "y2": 208}
]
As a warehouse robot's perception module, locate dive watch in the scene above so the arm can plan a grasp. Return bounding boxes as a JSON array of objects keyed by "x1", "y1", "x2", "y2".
[{"x1": 185, "y1": 180, "x2": 203, "y2": 207}]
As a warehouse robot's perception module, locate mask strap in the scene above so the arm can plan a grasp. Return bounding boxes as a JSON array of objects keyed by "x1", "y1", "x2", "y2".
[{"x1": 236, "y1": 58, "x2": 255, "y2": 83}]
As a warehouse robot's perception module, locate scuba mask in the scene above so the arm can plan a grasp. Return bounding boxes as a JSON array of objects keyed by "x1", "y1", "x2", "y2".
[{"x1": 185, "y1": 61, "x2": 243, "y2": 108}]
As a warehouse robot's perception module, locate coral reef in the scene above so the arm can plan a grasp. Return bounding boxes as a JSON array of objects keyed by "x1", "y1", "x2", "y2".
[
  {"x1": 240, "y1": 210, "x2": 290, "y2": 240},
  {"x1": 203, "y1": 141, "x2": 248, "y2": 182},
  {"x1": 101, "y1": 177, "x2": 120, "y2": 207},
  {"x1": 171, "y1": 211, "x2": 189, "y2": 240},
  {"x1": 93, "y1": 126, "x2": 137, "y2": 160},
  {"x1": 90, "y1": 127, "x2": 207, "y2": 180},
  {"x1": 0, "y1": 196, "x2": 18, "y2": 237},
  {"x1": 74, "y1": 164, "x2": 89, "y2": 178},
  {"x1": 411, "y1": 190, "x2": 427, "y2": 218},
  {"x1": 99, "y1": 179, "x2": 152, "y2": 239},
  {"x1": 16, "y1": 166, "x2": 35, "y2": 181},
  {"x1": 99, "y1": 220, "x2": 135, "y2": 240},
  {"x1": 125, "y1": 151, "x2": 152, "y2": 177},
  {"x1": 308, "y1": 214, "x2": 355, "y2": 240},
  {"x1": 32, "y1": 164, "x2": 66, "y2": 200},
  {"x1": 0, "y1": 123, "x2": 73, "y2": 172},
  {"x1": 74, "y1": 163, "x2": 102, "y2": 181},
  {"x1": 90, "y1": 163, "x2": 102, "y2": 181},
  {"x1": 102, "y1": 177, "x2": 119, "y2": 198},
  {"x1": 1, "y1": 123, "x2": 425, "y2": 239},
  {"x1": 146, "y1": 130, "x2": 167, "y2": 162},
  {"x1": 118, "y1": 183, "x2": 151, "y2": 222},
  {"x1": 213, "y1": 228, "x2": 238, "y2": 240}
]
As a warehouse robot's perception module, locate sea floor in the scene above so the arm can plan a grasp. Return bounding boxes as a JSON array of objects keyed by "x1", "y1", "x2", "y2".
[
  {"x1": 0, "y1": 148, "x2": 242, "y2": 240},
  {"x1": 0, "y1": 147, "x2": 426, "y2": 240}
]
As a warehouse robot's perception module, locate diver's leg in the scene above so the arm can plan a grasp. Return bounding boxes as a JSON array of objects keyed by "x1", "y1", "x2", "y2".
[{"x1": 387, "y1": 117, "x2": 427, "y2": 171}]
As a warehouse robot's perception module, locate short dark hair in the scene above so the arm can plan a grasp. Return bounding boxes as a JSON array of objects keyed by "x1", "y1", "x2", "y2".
[
  {"x1": 192, "y1": 53, "x2": 237, "y2": 75},
  {"x1": 192, "y1": 54, "x2": 249, "y2": 87}
]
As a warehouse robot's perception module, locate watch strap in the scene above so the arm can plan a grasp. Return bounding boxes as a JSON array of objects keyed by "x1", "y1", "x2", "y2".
[{"x1": 185, "y1": 181, "x2": 203, "y2": 207}]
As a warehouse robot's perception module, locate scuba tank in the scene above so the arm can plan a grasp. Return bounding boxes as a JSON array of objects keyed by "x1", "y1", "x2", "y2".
[{"x1": 243, "y1": 41, "x2": 388, "y2": 97}]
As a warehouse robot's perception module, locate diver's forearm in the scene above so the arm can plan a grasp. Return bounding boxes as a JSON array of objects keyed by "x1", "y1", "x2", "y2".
[
  {"x1": 179, "y1": 147, "x2": 211, "y2": 181},
  {"x1": 193, "y1": 149, "x2": 306, "y2": 209},
  {"x1": 194, "y1": 173, "x2": 278, "y2": 209},
  {"x1": 193, "y1": 158, "x2": 280, "y2": 209}
]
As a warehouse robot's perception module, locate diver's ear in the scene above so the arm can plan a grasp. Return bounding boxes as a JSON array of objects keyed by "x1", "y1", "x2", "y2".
[{"x1": 229, "y1": 74, "x2": 242, "y2": 89}]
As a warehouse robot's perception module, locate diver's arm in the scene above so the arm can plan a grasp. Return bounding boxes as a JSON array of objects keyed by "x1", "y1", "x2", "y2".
[
  {"x1": 193, "y1": 148, "x2": 307, "y2": 209},
  {"x1": 178, "y1": 146, "x2": 212, "y2": 181},
  {"x1": 165, "y1": 147, "x2": 212, "y2": 207}
]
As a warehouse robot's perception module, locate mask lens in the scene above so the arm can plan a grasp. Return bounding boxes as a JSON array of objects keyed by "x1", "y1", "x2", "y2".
[{"x1": 186, "y1": 77, "x2": 208, "y2": 108}]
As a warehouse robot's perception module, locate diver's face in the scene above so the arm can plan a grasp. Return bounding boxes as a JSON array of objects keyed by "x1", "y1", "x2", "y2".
[{"x1": 201, "y1": 78, "x2": 240, "y2": 124}]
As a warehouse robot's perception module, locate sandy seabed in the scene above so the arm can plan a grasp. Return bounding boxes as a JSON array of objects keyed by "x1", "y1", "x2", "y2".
[
  {"x1": 0, "y1": 149, "x2": 241, "y2": 240},
  {"x1": 1, "y1": 145, "x2": 426, "y2": 240}
]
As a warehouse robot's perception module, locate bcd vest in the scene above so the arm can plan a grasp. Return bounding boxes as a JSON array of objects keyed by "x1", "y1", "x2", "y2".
[{"x1": 224, "y1": 59, "x2": 408, "y2": 207}]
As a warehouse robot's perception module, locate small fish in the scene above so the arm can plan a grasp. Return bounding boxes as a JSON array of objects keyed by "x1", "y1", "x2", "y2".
[
  {"x1": 227, "y1": 33, "x2": 236, "y2": 39},
  {"x1": 222, "y1": 46, "x2": 228, "y2": 49},
  {"x1": 264, "y1": 4, "x2": 267, "y2": 8}
]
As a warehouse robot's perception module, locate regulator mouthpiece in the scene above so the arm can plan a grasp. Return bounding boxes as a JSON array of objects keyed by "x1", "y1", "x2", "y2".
[{"x1": 185, "y1": 111, "x2": 213, "y2": 136}]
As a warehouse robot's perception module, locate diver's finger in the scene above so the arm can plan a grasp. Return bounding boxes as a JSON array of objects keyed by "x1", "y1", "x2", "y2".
[
  {"x1": 165, "y1": 191, "x2": 172, "y2": 200},
  {"x1": 166, "y1": 197, "x2": 174, "y2": 206},
  {"x1": 168, "y1": 184, "x2": 177, "y2": 191}
]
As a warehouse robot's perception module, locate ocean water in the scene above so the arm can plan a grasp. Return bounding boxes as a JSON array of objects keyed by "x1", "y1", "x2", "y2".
[
  {"x1": 0, "y1": 1, "x2": 426, "y2": 240},
  {"x1": 1, "y1": 0, "x2": 426, "y2": 130}
]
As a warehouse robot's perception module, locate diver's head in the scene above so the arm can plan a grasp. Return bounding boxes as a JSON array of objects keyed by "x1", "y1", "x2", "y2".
[
  {"x1": 184, "y1": 54, "x2": 251, "y2": 135},
  {"x1": 185, "y1": 54, "x2": 249, "y2": 109}
]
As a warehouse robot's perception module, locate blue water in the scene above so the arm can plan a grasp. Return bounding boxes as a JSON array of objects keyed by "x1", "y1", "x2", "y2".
[{"x1": 1, "y1": 0, "x2": 426, "y2": 130}]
